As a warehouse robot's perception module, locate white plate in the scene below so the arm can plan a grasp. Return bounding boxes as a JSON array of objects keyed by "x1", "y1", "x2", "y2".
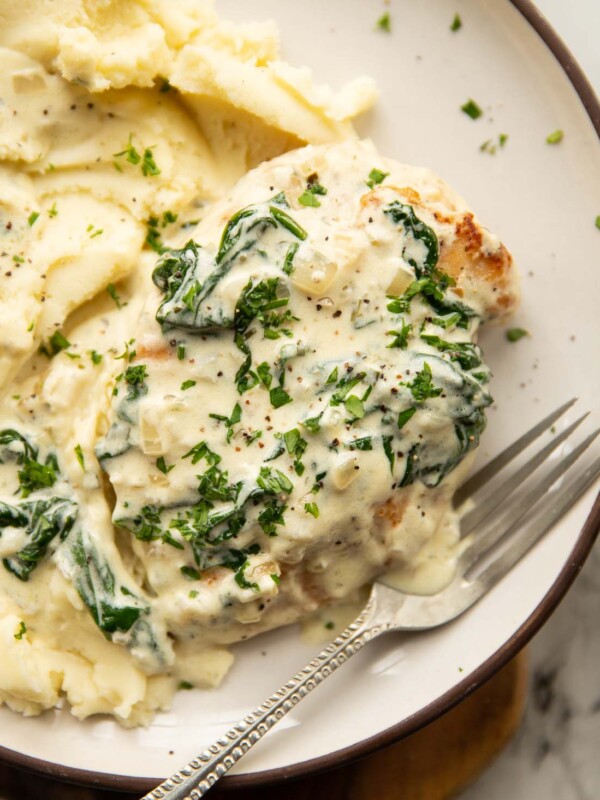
[{"x1": 1, "y1": 0, "x2": 598, "y2": 790}]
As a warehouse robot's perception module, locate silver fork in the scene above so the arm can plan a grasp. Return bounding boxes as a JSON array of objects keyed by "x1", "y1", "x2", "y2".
[{"x1": 143, "y1": 398, "x2": 600, "y2": 800}]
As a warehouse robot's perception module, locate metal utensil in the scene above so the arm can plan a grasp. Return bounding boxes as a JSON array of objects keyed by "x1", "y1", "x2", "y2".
[{"x1": 143, "y1": 398, "x2": 599, "y2": 800}]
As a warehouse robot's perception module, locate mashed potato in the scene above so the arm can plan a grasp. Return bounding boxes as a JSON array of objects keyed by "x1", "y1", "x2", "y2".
[{"x1": 0, "y1": 1, "x2": 517, "y2": 727}]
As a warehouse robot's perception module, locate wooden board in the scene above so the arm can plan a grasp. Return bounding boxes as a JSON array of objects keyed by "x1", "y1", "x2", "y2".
[{"x1": 0, "y1": 651, "x2": 528, "y2": 800}]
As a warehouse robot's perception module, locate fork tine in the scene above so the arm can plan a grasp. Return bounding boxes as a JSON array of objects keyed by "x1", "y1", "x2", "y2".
[
  {"x1": 460, "y1": 428, "x2": 600, "y2": 571},
  {"x1": 461, "y1": 412, "x2": 589, "y2": 535},
  {"x1": 454, "y1": 397, "x2": 577, "y2": 506},
  {"x1": 474, "y1": 455, "x2": 600, "y2": 590}
]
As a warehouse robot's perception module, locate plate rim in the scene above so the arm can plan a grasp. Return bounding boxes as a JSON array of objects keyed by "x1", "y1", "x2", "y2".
[{"x1": 0, "y1": 0, "x2": 598, "y2": 791}]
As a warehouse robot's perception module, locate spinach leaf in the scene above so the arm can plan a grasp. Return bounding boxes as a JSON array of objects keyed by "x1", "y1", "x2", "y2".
[
  {"x1": 2, "y1": 497, "x2": 77, "y2": 581},
  {"x1": 384, "y1": 201, "x2": 439, "y2": 278}
]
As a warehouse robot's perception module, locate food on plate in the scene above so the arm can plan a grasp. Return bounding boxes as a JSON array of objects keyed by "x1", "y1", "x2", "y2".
[{"x1": 0, "y1": 1, "x2": 518, "y2": 727}]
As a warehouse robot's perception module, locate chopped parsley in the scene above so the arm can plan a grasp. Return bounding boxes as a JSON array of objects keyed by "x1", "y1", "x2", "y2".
[
  {"x1": 47, "y1": 202, "x2": 58, "y2": 218},
  {"x1": 87, "y1": 224, "x2": 103, "y2": 238},
  {"x1": 386, "y1": 321, "x2": 412, "y2": 349},
  {"x1": 480, "y1": 133, "x2": 509, "y2": 155},
  {"x1": 181, "y1": 379, "x2": 196, "y2": 391},
  {"x1": 302, "y1": 413, "x2": 323, "y2": 434},
  {"x1": 178, "y1": 681, "x2": 194, "y2": 690},
  {"x1": 156, "y1": 456, "x2": 175, "y2": 474},
  {"x1": 450, "y1": 13, "x2": 462, "y2": 31},
  {"x1": 89, "y1": 350, "x2": 103, "y2": 365},
  {"x1": 382, "y1": 435, "x2": 395, "y2": 472},
  {"x1": 40, "y1": 330, "x2": 71, "y2": 357},
  {"x1": 123, "y1": 364, "x2": 148, "y2": 400},
  {"x1": 304, "y1": 502, "x2": 319, "y2": 518},
  {"x1": 209, "y1": 403, "x2": 242, "y2": 443},
  {"x1": 282, "y1": 428, "x2": 307, "y2": 475},
  {"x1": 282, "y1": 241, "x2": 299, "y2": 275},
  {"x1": 595, "y1": 216, "x2": 600, "y2": 230},
  {"x1": 506, "y1": 327, "x2": 529, "y2": 342},
  {"x1": 403, "y1": 362, "x2": 442, "y2": 402},
  {"x1": 461, "y1": 99, "x2": 483, "y2": 120},
  {"x1": 270, "y1": 573, "x2": 280, "y2": 585},
  {"x1": 397, "y1": 406, "x2": 417, "y2": 430},
  {"x1": 14, "y1": 621, "x2": 27, "y2": 640},
  {"x1": 177, "y1": 343, "x2": 186, "y2": 360},
  {"x1": 298, "y1": 178, "x2": 328, "y2": 208},
  {"x1": 376, "y1": 12, "x2": 391, "y2": 32},
  {"x1": 27, "y1": 211, "x2": 40, "y2": 227},
  {"x1": 106, "y1": 283, "x2": 123, "y2": 309},
  {"x1": 114, "y1": 135, "x2": 161, "y2": 176},
  {"x1": 366, "y1": 167, "x2": 389, "y2": 189},
  {"x1": 546, "y1": 129, "x2": 564, "y2": 144},
  {"x1": 180, "y1": 566, "x2": 201, "y2": 581},
  {"x1": 74, "y1": 444, "x2": 85, "y2": 470},
  {"x1": 270, "y1": 386, "x2": 292, "y2": 408},
  {"x1": 344, "y1": 394, "x2": 365, "y2": 420},
  {"x1": 12, "y1": 255, "x2": 24, "y2": 263}
]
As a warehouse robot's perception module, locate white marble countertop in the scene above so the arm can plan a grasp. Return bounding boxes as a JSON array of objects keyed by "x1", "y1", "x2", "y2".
[{"x1": 461, "y1": 9, "x2": 600, "y2": 799}]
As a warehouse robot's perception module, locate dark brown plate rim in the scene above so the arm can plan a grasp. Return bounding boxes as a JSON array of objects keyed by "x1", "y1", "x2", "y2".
[{"x1": 0, "y1": 0, "x2": 599, "y2": 792}]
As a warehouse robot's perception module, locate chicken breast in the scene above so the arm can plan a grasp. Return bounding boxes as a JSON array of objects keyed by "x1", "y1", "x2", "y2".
[{"x1": 88, "y1": 139, "x2": 518, "y2": 652}]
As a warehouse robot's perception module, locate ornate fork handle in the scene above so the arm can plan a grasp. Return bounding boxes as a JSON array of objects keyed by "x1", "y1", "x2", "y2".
[{"x1": 143, "y1": 592, "x2": 392, "y2": 800}]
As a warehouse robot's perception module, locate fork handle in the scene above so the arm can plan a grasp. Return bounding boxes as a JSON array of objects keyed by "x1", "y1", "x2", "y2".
[{"x1": 142, "y1": 593, "x2": 390, "y2": 800}]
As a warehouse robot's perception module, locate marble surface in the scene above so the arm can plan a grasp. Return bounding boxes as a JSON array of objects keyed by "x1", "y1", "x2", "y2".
[
  {"x1": 462, "y1": 546, "x2": 600, "y2": 800},
  {"x1": 461, "y1": 2, "x2": 600, "y2": 797}
]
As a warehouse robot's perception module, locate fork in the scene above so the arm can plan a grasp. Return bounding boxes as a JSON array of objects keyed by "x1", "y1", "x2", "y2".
[{"x1": 143, "y1": 398, "x2": 600, "y2": 800}]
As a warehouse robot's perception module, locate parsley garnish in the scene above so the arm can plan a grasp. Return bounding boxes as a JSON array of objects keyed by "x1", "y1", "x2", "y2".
[
  {"x1": 382, "y1": 435, "x2": 395, "y2": 473},
  {"x1": 461, "y1": 99, "x2": 483, "y2": 120},
  {"x1": 282, "y1": 242, "x2": 299, "y2": 275},
  {"x1": 123, "y1": 364, "x2": 148, "y2": 400},
  {"x1": 209, "y1": 403, "x2": 241, "y2": 443},
  {"x1": 74, "y1": 444, "x2": 85, "y2": 470},
  {"x1": 183, "y1": 440, "x2": 221, "y2": 467},
  {"x1": 298, "y1": 179, "x2": 328, "y2": 208},
  {"x1": 403, "y1": 363, "x2": 442, "y2": 402},
  {"x1": 344, "y1": 394, "x2": 365, "y2": 420},
  {"x1": 258, "y1": 499, "x2": 287, "y2": 536},
  {"x1": 257, "y1": 466, "x2": 293, "y2": 495},
  {"x1": 387, "y1": 321, "x2": 412, "y2": 349},
  {"x1": 302, "y1": 413, "x2": 323, "y2": 434},
  {"x1": 180, "y1": 566, "x2": 201, "y2": 581},
  {"x1": 156, "y1": 456, "x2": 175, "y2": 474},
  {"x1": 397, "y1": 407, "x2": 417, "y2": 430},
  {"x1": 28, "y1": 211, "x2": 40, "y2": 227},
  {"x1": 89, "y1": 350, "x2": 103, "y2": 365},
  {"x1": 450, "y1": 13, "x2": 462, "y2": 31},
  {"x1": 177, "y1": 343, "x2": 186, "y2": 360},
  {"x1": 48, "y1": 202, "x2": 58, "y2": 218},
  {"x1": 178, "y1": 681, "x2": 194, "y2": 690},
  {"x1": 546, "y1": 129, "x2": 564, "y2": 144},
  {"x1": 40, "y1": 330, "x2": 71, "y2": 357},
  {"x1": 14, "y1": 621, "x2": 27, "y2": 640},
  {"x1": 114, "y1": 135, "x2": 161, "y2": 176},
  {"x1": 595, "y1": 216, "x2": 600, "y2": 230},
  {"x1": 271, "y1": 573, "x2": 280, "y2": 585},
  {"x1": 282, "y1": 428, "x2": 307, "y2": 475},
  {"x1": 106, "y1": 283, "x2": 123, "y2": 309},
  {"x1": 304, "y1": 502, "x2": 319, "y2": 518},
  {"x1": 376, "y1": 12, "x2": 391, "y2": 32},
  {"x1": 270, "y1": 386, "x2": 292, "y2": 408},
  {"x1": 347, "y1": 437, "x2": 373, "y2": 451},
  {"x1": 181, "y1": 379, "x2": 196, "y2": 391},
  {"x1": 506, "y1": 327, "x2": 529, "y2": 342},
  {"x1": 366, "y1": 168, "x2": 389, "y2": 189}
]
